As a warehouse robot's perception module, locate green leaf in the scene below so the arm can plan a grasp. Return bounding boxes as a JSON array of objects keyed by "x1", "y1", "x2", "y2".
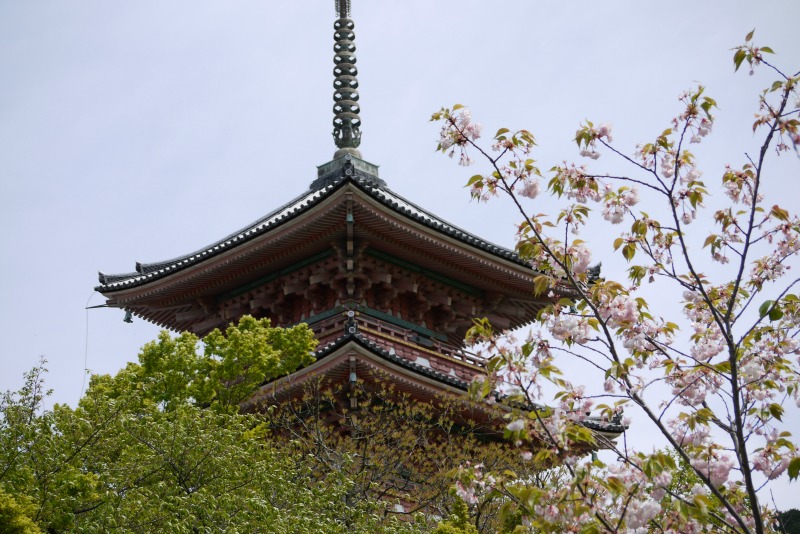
[
  {"x1": 495, "y1": 128, "x2": 510, "y2": 138},
  {"x1": 745, "y1": 29, "x2": 755, "y2": 42},
  {"x1": 733, "y1": 49, "x2": 746, "y2": 72},
  {"x1": 622, "y1": 243, "x2": 636, "y2": 261},
  {"x1": 466, "y1": 174, "x2": 483, "y2": 186},
  {"x1": 789, "y1": 457, "x2": 800, "y2": 480},
  {"x1": 768, "y1": 307, "x2": 784, "y2": 321},
  {"x1": 533, "y1": 275, "x2": 552, "y2": 296},
  {"x1": 759, "y1": 300, "x2": 773, "y2": 318},
  {"x1": 770, "y1": 205, "x2": 790, "y2": 221},
  {"x1": 760, "y1": 46, "x2": 774, "y2": 54}
]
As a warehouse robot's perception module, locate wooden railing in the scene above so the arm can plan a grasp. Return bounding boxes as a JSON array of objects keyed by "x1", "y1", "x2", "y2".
[{"x1": 308, "y1": 310, "x2": 486, "y2": 370}]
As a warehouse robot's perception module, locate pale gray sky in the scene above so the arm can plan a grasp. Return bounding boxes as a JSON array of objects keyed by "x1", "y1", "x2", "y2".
[{"x1": 1, "y1": 0, "x2": 798, "y2": 510}]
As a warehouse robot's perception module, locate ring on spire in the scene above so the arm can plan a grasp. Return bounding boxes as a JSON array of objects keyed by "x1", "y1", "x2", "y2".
[
  {"x1": 335, "y1": 0, "x2": 351, "y2": 18},
  {"x1": 332, "y1": 2, "x2": 362, "y2": 157}
]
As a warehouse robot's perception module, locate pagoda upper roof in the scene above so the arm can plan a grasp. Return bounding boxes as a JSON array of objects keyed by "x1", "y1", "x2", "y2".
[{"x1": 97, "y1": 155, "x2": 525, "y2": 293}]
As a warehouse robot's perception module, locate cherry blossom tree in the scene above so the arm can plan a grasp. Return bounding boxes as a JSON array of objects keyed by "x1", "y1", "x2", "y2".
[{"x1": 433, "y1": 31, "x2": 800, "y2": 534}]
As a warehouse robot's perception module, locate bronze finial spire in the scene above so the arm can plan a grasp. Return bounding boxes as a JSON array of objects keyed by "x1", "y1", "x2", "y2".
[
  {"x1": 332, "y1": 0, "x2": 362, "y2": 158},
  {"x1": 311, "y1": 0, "x2": 382, "y2": 190},
  {"x1": 335, "y1": 0, "x2": 350, "y2": 17}
]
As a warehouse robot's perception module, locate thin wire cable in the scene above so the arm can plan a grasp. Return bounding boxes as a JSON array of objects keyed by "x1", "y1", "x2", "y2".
[{"x1": 81, "y1": 290, "x2": 97, "y2": 399}]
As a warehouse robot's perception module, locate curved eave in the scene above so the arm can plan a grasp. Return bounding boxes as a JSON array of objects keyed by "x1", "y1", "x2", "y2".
[
  {"x1": 96, "y1": 173, "x2": 534, "y2": 295},
  {"x1": 242, "y1": 331, "x2": 628, "y2": 441},
  {"x1": 492, "y1": 394, "x2": 628, "y2": 440},
  {"x1": 311, "y1": 331, "x2": 470, "y2": 390},
  {"x1": 583, "y1": 417, "x2": 628, "y2": 442},
  {"x1": 241, "y1": 331, "x2": 472, "y2": 412},
  {"x1": 370, "y1": 186, "x2": 525, "y2": 268},
  {"x1": 97, "y1": 183, "x2": 338, "y2": 293}
]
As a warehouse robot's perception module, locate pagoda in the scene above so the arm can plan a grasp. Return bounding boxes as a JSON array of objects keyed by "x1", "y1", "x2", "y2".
[{"x1": 95, "y1": 1, "x2": 624, "y2": 440}]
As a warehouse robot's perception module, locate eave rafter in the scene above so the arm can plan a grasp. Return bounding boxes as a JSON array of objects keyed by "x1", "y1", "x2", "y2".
[
  {"x1": 100, "y1": 179, "x2": 556, "y2": 337},
  {"x1": 245, "y1": 341, "x2": 469, "y2": 411},
  {"x1": 352, "y1": 193, "x2": 539, "y2": 290}
]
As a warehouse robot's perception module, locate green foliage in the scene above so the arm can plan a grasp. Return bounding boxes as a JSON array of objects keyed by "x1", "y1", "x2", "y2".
[
  {"x1": 776, "y1": 509, "x2": 800, "y2": 534},
  {"x1": 263, "y1": 377, "x2": 536, "y2": 532},
  {"x1": 91, "y1": 315, "x2": 316, "y2": 413},
  {"x1": 0, "y1": 318, "x2": 420, "y2": 533},
  {"x1": 202, "y1": 316, "x2": 317, "y2": 409},
  {"x1": 0, "y1": 488, "x2": 41, "y2": 534},
  {"x1": 433, "y1": 494, "x2": 479, "y2": 534}
]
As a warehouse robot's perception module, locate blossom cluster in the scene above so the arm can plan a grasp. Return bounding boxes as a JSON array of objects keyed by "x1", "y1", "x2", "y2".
[
  {"x1": 672, "y1": 88, "x2": 714, "y2": 144},
  {"x1": 435, "y1": 106, "x2": 482, "y2": 167},
  {"x1": 751, "y1": 431, "x2": 792, "y2": 480},
  {"x1": 549, "y1": 163, "x2": 642, "y2": 230},
  {"x1": 691, "y1": 454, "x2": 734, "y2": 488},
  {"x1": 453, "y1": 462, "x2": 494, "y2": 505},
  {"x1": 749, "y1": 215, "x2": 800, "y2": 288},
  {"x1": 683, "y1": 290, "x2": 726, "y2": 363},
  {"x1": 434, "y1": 42, "x2": 800, "y2": 532},
  {"x1": 603, "y1": 186, "x2": 639, "y2": 224},
  {"x1": 575, "y1": 122, "x2": 613, "y2": 160},
  {"x1": 597, "y1": 293, "x2": 639, "y2": 328},
  {"x1": 549, "y1": 313, "x2": 592, "y2": 344}
]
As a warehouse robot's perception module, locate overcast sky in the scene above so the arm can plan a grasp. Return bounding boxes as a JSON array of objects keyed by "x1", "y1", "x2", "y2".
[{"x1": 1, "y1": 0, "x2": 798, "y2": 510}]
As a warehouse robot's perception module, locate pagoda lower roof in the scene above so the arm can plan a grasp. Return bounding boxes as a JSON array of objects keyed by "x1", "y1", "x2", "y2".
[
  {"x1": 97, "y1": 158, "x2": 525, "y2": 293},
  {"x1": 242, "y1": 327, "x2": 627, "y2": 438},
  {"x1": 315, "y1": 329, "x2": 471, "y2": 390}
]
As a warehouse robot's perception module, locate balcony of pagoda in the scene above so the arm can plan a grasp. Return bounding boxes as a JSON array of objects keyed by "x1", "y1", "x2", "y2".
[{"x1": 302, "y1": 307, "x2": 487, "y2": 383}]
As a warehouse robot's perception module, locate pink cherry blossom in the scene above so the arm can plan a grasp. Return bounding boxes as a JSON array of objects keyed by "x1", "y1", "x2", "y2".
[
  {"x1": 517, "y1": 179, "x2": 540, "y2": 199},
  {"x1": 506, "y1": 419, "x2": 525, "y2": 431}
]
